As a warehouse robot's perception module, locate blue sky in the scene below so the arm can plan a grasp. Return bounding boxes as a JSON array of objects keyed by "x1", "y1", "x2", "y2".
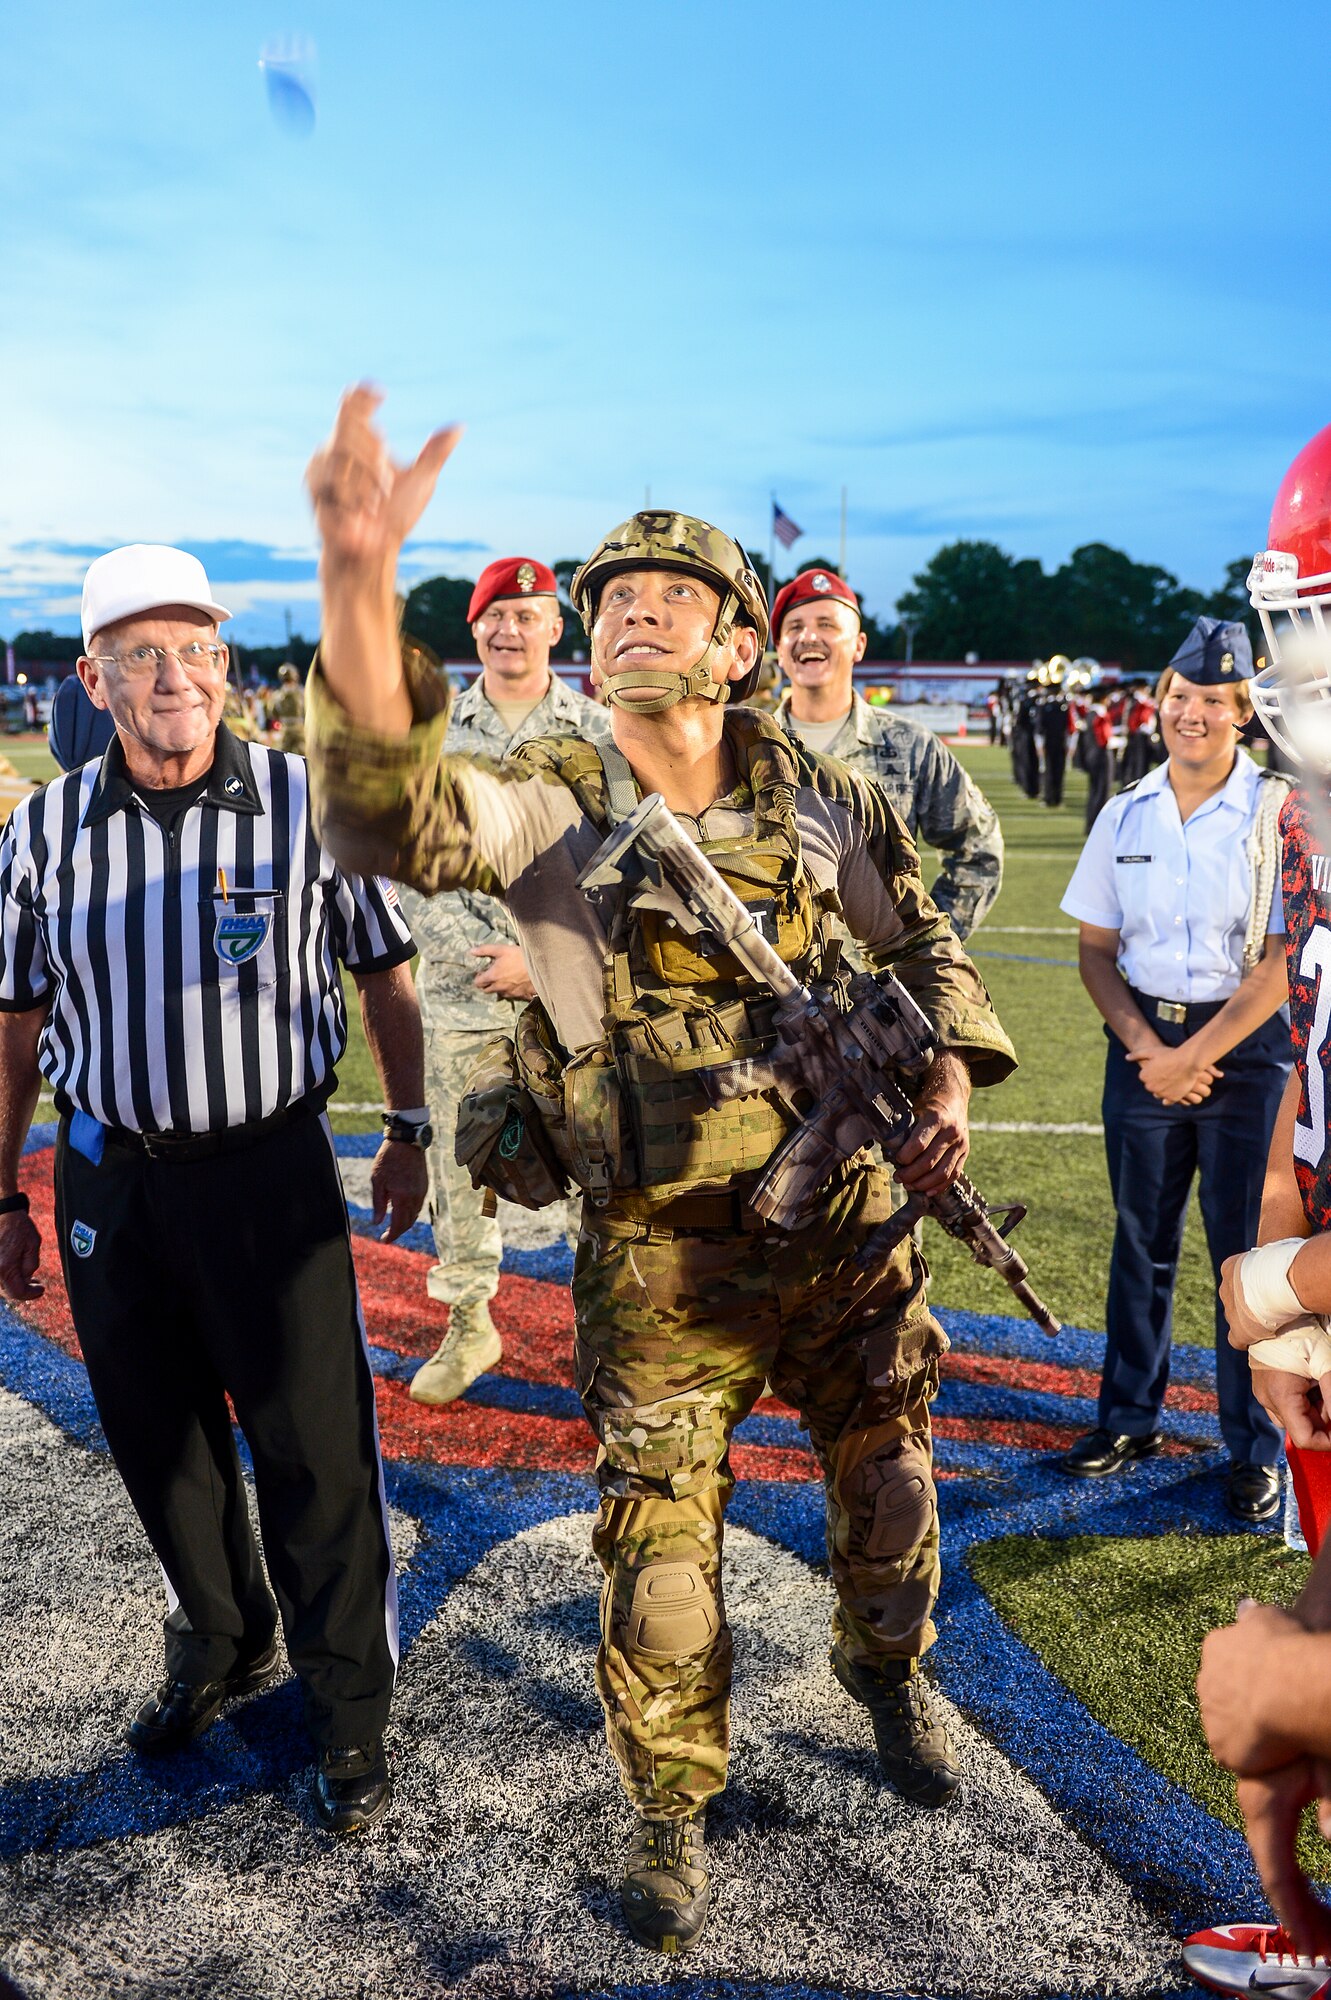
[{"x1": 3, "y1": 0, "x2": 1328, "y2": 645}]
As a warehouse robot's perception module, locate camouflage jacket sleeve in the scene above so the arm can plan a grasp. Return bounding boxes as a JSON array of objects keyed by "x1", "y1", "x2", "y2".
[
  {"x1": 913, "y1": 732, "x2": 1004, "y2": 939},
  {"x1": 305, "y1": 643, "x2": 576, "y2": 897},
  {"x1": 798, "y1": 748, "x2": 1016, "y2": 1087}
]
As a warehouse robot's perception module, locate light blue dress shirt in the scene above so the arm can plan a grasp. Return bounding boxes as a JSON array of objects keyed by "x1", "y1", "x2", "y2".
[{"x1": 1060, "y1": 749, "x2": 1282, "y2": 1002}]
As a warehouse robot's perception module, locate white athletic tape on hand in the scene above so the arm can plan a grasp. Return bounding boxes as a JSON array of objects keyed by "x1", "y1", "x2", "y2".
[
  {"x1": 1237, "y1": 1238, "x2": 1309, "y2": 1331},
  {"x1": 1249, "y1": 1323, "x2": 1331, "y2": 1380}
]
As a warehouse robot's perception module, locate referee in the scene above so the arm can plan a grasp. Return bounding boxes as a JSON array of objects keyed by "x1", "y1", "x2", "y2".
[{"x1": 0, "y1": 545, "x2": 429, "y2": 1834}]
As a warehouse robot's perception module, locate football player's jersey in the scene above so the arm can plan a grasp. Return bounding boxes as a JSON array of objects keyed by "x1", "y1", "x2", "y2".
[{"x1": 1281, "y1": 789, "x2": 1331, "y2": 1232}]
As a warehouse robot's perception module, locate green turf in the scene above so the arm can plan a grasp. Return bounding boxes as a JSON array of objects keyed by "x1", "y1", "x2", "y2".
[
  {"x1": 3, "y1": 733, "x2": 58, "y2": 783},
  {"x1": 970, "y1": 1532, "x2": 1331, "y2": 1873}
]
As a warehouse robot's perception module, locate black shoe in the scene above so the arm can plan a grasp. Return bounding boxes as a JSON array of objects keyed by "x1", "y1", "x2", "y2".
[
  {"x1": 831, "y1": 1648, "x2": 961, "y2": 1808},
  {"x1": 313, "y1": 1742, "x2": 392, "y2": 1835},
  {"x1": 124, "y1": 1637, "x2": 282, "y2": 1754},
  {"x1": 1227, "y1": 1463, "x2": 1281, "y2": 1524},
  {"x1": 621, "y1": 1811, "x2": 710, "y2": 1954},
  {"x1": 1058, "y1": 1427, "x2": 1165, "y2": 1477}
]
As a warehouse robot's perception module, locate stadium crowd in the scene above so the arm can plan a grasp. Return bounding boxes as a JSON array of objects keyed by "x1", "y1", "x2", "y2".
[{"x1": 5, "y1": 398, "x2": 1331, "y2": 1989}]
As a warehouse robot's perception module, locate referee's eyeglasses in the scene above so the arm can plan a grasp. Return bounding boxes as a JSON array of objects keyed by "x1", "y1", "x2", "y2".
[{"x1": 86, "y1": 642, "x2": 228, "y2": 680}]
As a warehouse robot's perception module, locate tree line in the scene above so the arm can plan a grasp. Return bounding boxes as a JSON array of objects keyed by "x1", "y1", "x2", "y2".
[
  {"x1": 890, "y1": 541, "x2": 1253, "y2": 673},
  {"x1": 3, "y1": 540, "x2": 1255, "y2": 678}
]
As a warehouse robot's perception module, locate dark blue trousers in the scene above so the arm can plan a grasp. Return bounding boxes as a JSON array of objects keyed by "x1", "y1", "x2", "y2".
[{"x1": 1099, "y1": 1000, "x2": 1290, "y2": 1466}]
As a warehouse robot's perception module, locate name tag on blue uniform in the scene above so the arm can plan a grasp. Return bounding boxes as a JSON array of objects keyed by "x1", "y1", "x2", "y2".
[{"x1": 1115, "y1": 855, "x2": 1152, "y2": 864}]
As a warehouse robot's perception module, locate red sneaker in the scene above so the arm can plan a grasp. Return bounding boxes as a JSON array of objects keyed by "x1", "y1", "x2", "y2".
[{"x1": 1183, "y1": 1922, "x2": 1331, "y2": 1997}]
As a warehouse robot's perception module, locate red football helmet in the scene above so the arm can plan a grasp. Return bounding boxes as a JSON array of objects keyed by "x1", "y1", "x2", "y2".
[{"x1": 1249, "y1": 422, "x2": 1331, "y2": 764}]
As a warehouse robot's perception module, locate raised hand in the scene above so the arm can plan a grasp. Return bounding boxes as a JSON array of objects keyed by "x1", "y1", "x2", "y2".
[{"x1": 306, "y1": 386, "x2": 462, "y2": 573}]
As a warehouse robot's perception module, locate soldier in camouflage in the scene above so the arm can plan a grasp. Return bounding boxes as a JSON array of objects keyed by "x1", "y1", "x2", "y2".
[
  {"x1": 272, "y1": 662, "x2": 305, "y2": 756},
  {"x1": 304, "y1": 390, "x2": 1018, "y2": 1956},
  {"x1": 405, "y1": 557, "x2": 610, "y2": 1404},
  {"x1": 772, "y1": 568, "x2": 1003, "y2": 939},
  {"x1": 222, "y1": 683, "x2": 260, "y2": 743}
]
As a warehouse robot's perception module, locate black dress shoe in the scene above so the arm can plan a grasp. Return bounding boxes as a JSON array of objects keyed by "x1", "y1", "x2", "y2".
[
  {"x1": 313, "y1": 1742, "x2": 392, "y2": 1834},
  {"x1": 1058, "y1": 1427, "x2": 1165, "y2": 1478},
  {"x1": 124, "y1": 1636, "x2": 282, "y2": 1754},
  {"x1": 1227, "y1": 1463, "x2": 1282, "y2": 1524}
]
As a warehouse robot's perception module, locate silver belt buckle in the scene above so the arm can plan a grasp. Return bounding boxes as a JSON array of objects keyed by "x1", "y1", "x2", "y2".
[{"x1": 1155, "y1": 999, "x2": 1188, "y2": 1025}]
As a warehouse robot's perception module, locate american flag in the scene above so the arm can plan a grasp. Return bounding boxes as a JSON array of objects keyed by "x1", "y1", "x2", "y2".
[{"x1": 772, "y1": 500, "x2": 802, "y2": 549}]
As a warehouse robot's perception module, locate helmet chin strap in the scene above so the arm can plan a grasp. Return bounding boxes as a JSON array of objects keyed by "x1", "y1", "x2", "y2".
[{"x1": 601, "y1": 590, "x2": 741, "y2": 715}]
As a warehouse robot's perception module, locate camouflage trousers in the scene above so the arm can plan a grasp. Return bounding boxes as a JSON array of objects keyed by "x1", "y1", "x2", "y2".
[
  {"x1": 572, "y1": 1163, "x2": 945, "y2": 1820},
  {"x1": 422, "y1": 1025, "x2": 505, "y2": 1309}
]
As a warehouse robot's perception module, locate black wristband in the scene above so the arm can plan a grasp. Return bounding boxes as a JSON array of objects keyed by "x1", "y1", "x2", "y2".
[
  {"x1": 0, "y1": 1192, "x2": 30, "y2": 1216},
  {"x1": 382, "y1": 1113, "x2": 433, "y2": 1151}
]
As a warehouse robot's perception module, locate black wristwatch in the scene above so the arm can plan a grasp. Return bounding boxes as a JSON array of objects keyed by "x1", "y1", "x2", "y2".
[
  {"x1": 0, "y1": 1191, "x2": 29, "y2": 1216},
  {"x1": 382, "y1": 1112, "x2": 433, "y2": 1151}
]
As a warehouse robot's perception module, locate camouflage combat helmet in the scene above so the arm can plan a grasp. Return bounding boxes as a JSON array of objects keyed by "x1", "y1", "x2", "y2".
[
  {"x1": 278, "y1": 661, "x2": 300, "y2": 685},
  {"x1": 570, "y1": 511, "x2": 769, "y2": 712}
]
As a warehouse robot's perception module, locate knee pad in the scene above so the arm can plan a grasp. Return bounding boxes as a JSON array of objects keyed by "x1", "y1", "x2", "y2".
[
  {"x1": 623, "y1": 1562, "x2": 720, "y2": 1662},
  {"x1": 854, "y1": 1437, "x2": 936, "y2": 1561}
]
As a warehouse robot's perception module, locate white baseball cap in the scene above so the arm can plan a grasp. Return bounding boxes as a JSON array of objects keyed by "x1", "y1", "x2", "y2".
[{"x1": 81, "y1": 545, "x2": 232, "y2": 650}]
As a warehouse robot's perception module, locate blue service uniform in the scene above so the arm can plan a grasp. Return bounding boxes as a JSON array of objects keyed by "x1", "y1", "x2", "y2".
[{"x1": 1061, "y1": 749, "x2": 1289, "y2": 1466}]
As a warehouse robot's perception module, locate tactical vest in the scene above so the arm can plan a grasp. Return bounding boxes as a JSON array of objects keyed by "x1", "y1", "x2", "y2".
[{"x1": 495, "y1": 710, "x2": 837, "y2": 1207}]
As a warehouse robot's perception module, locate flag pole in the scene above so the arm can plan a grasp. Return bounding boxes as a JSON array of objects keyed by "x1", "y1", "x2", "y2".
[
  {"x1": 839, "y1": 485, "x2": 848, "y2": 578},
  {"x1": 768, "y1": 490, "x2": 776, "y2": 606}
]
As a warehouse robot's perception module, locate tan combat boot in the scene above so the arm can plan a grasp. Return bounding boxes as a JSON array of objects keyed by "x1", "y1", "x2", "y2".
[{"x1": 409, "y1": 1302, "x2": 502, "y2": 1405}]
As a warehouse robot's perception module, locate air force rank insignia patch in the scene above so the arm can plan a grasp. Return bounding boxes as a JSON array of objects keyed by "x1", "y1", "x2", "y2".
[
  {"x1": 214, "y1": 910, "x2": 273, "y2": 965},
  {"x1": 70, "y1": 1220, "x2": 96, "y2": 1259}
]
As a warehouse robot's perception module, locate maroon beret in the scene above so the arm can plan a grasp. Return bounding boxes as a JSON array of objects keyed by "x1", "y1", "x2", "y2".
[
  {"x1": 467, "y1": 557, "x2": 559, "y2": 624},
  {"x1": 771, "y1": 568, "x2": 860, "y2": 641}
]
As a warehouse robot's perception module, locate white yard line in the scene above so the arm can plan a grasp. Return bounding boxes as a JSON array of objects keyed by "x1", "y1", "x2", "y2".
[{"x1": 972, "y1": 1120, "x2": 1103, "y2": 1135}]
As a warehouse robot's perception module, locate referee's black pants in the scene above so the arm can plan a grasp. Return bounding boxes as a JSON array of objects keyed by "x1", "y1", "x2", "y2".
[{"x1": 55, "y1": 1110, "x2": 397, "y2": 1751}]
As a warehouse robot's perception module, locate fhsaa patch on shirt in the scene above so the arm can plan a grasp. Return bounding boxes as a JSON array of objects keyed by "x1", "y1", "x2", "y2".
[
  {"x1": 69, "y1": 1220, "x2": 96, "y2": 1259},
  {"x1": 213, "y1": 910, "x2": 273, "y2": 965}
]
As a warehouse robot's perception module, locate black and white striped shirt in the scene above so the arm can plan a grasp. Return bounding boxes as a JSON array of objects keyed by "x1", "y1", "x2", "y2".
[{"x1": 0, "y1": 725, "x2": 414, "y2": 1135}]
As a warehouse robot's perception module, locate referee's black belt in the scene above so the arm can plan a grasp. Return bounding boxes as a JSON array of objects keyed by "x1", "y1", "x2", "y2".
[
  {"x1": 1127, "y1": 986, "x2": 1230, "y2": 1030},
  {"x1": 56, "y1": 1089, "x2": 328, "y2": 1164}
]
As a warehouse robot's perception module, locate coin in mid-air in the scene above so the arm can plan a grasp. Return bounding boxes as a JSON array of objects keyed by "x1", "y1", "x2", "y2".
[{"x1": 258, "y1": 34, "x2": 316, "y2": 137}]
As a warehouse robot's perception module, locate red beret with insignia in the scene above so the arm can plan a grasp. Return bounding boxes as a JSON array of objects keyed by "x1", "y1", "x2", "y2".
[
  {"x1": 771, "y1": 568, "x2": 860, "y2": 641},
  {"x1": 466, "y1": 557, "x2": 559, "y2": 624}
]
